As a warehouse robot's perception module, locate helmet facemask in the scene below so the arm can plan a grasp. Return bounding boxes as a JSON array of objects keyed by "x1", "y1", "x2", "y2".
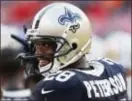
[{"x1": 21, "y1": 32, "x2": 75, "y2": 76}]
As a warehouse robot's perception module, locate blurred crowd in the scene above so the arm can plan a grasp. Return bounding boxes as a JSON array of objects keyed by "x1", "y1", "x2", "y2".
[
  {"x1": 1, "y1": 1, "x2": 131, "y2": 35},
  {"x1": 1, "y1": 1, "x2": 131, "y2": 100}
]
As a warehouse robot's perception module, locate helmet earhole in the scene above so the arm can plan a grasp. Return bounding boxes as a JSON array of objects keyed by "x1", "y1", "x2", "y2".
[{"x1": 72, "y1": 43, "x2": 77, "y2": 50}]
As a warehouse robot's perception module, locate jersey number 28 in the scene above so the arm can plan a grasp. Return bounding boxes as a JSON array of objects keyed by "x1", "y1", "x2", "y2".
[{"x1": 44, "y1": 71, "x2": 75, "y2": 82}]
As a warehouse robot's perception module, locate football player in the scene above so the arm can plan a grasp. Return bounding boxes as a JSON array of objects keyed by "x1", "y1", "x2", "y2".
[
  {"x1": 1, "y1": 24, "x2": 31, "y2": 101},
  {"x1": 14, "y1": 2, "x2": 128, "y2": 101}
]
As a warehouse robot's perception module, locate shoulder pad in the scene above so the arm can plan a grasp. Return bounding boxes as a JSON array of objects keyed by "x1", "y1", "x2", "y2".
[{"x1": 95, "y1": 58, "x2": 125, "y2": 75}]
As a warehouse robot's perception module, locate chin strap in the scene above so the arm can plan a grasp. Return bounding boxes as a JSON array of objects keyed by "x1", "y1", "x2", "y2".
[
  {"x1": 39, "y1": 59, "x2": 61, "y2": 77},
  {"x1": 39, "y1": 63, "x2": 52, "y2": 73}
]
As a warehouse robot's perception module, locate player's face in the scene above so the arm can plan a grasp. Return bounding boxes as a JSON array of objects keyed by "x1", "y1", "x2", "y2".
[{"x1": 34, "y1": 41, "x2": 56, "y2": 67}]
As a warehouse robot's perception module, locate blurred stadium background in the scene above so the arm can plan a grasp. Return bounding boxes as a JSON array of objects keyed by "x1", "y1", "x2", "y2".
[{"x1": 1, "y1": 1, "x2": 131, "y2": 100}]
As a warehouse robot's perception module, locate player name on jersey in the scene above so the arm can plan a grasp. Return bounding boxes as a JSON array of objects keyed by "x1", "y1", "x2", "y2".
[{"x1": 83, "y1": 73, "x2": 126, "y2": 98}]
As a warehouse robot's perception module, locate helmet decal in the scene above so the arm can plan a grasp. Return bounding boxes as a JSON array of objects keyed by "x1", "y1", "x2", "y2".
[
  {"x1": 58, "y1": 7, "x2": 81, "y2": 26},
  {"x1": 69, "y1": 22, "x2": 80, "y2": 33}
]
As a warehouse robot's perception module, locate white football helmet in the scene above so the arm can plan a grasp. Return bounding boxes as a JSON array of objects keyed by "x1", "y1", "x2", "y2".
[{"x1": 22, "y1": 2, "x2": 92, "y2": 75}]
